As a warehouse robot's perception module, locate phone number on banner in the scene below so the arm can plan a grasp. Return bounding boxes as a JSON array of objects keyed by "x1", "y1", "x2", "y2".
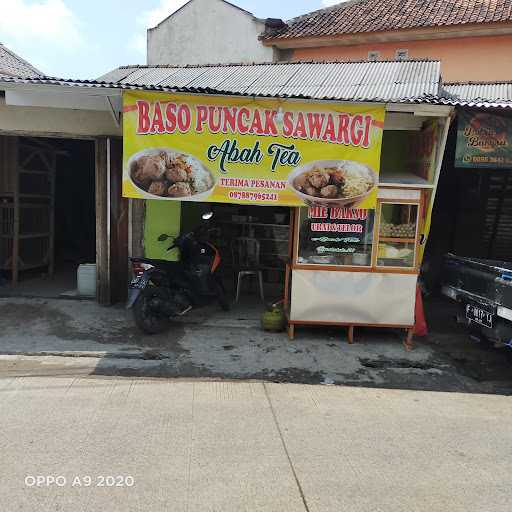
[{"x1": 228, "y1": 191, "x2": 279, "y2": 202}]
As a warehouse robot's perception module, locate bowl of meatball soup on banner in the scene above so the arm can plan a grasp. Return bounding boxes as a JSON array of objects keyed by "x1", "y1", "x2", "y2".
[
  {"x1": 288, "y1": 160, "x2": 377, "y2": 207},
  {"x1": 128, "y1": 148, "x2": 215, "y2": 200}
]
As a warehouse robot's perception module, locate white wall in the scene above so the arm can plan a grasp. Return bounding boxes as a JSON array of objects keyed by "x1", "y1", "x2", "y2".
[
  {"x1": 148, "y1": 0, "x2": 274, "y2": 66},
  {"x1": 0, "y1": 95, "x2": 121, "y2": 137}
]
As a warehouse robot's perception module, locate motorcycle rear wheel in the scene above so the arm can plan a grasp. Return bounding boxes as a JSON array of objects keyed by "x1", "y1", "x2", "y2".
[{"x1": 133, "y1": 288, "x2": 171, "y2": 335}]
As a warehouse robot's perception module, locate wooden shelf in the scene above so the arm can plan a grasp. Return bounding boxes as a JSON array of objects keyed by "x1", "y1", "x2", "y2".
[
  {"x1": 0, "y1": 136, "x2": 56, "y2": 285},
  {"x1": 379, "y1": 172, "x2": 434, "y2": 188},
  {"x1": 379, "y1": 237, "x2": 416, "y2": 244}
]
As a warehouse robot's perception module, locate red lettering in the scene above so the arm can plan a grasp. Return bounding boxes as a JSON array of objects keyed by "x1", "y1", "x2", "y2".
[
  {"x1": 249, "y1": 110, "x2": 264, "y2": 135},
  {"x1": 208, "y1": 106, "x2": 221, "y2": 133},
  {"x1": 362, "y1": 115, "x2": 373, "y2": 148},
  {"x1": 264, "y1": 110, "x2": 278, "y2": 136},
  {"x1": 222, "y1": 106, "x2": 237, "y2": 134},
  {"x1": 322, "y1": 114, "x2": 337, "y2": 142},
  {"x1": 282, "y1": 112, "x2": 294, "y2": 137},
  {"x1": 165, "y1": 103, "x2": 177, "y2": 133},
  {"x1": 150, "y1": 102, "x2": 165, "y2": 134},
  {"x1": 337, "y1": 114, "x2": 351, "y2": 145},
  {"x1": 237, "y1": 108, "x2": 251, "y2": 134},
  {"x1": 136, "y1": 100, "x2": 150, "y2": 134},
  {"x1": 307, "y1": 112, "x2": 325, "y2": 139},
  {"x1": 293, "y1": 112, "x2": 307, "y2": 139},
  {"x1": 196, "y1": 105, "x2": 208, "y2": 132},
  {"x1": 351, "y1": 114, "x2": 364, "y2": 146},
  {"x1": 177, "y1": 105, "x2": 191, "y2": 133}
]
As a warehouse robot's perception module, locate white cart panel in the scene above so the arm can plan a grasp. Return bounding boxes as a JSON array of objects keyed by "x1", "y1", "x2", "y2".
[{"x1": 290, "y1": 269, "x2": 417, "y2": 325}]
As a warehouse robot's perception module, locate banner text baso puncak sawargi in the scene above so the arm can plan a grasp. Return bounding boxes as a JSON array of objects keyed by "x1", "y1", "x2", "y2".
[{"x1": 123, "y1": 91, "x2": 385, "y2": 208}]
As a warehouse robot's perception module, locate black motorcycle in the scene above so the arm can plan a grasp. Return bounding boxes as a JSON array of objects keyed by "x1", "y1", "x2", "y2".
[{"x1": 127, "y1": 212, "x2": 229, "y2": 334}]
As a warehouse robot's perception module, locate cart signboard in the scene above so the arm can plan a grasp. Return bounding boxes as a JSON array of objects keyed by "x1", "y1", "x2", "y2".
[
  {"x1": 297, "y1": 206, "x2": 374, "y2": 267},
  {"x1": 122, "y1": 91, "x2": 385, "y2": 208},
  {"x1": 456, "y1": 110, "x2": 512, "y2": 168}
]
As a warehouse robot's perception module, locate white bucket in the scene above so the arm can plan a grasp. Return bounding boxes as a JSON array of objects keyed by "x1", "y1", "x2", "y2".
[{"x1": 77, "y1": 263, "x2": 97, "y2": 298}]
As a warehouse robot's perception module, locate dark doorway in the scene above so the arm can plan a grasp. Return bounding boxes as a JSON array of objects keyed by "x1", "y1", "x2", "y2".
[{"x1": 0, "y1": 136, "x2": 96, "y2": 297}]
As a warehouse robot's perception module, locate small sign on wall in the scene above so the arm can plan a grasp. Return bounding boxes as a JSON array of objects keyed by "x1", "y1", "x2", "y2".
[{"x1": 455, "y1": 110, "x2": 512, "y2": 168}]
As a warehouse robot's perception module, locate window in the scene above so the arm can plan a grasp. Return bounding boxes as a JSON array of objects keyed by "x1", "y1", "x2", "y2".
[
  {"x1": 368, "y1": 51, "x2": 380, "y2": 62},
  {"x1": 377, "y1": 202, "x2": 418, "y2": 268},
  {"x1": 395, "y1": 49, "x2": 409, "y2": 61},
  {"x1": 296, "y1": 207, "x2": 375, "y2": 267}
]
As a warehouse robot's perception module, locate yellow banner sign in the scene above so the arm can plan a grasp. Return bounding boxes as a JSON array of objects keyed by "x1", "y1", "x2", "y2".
[{"x1": 123, "y1": 91, "x2": 385, "y2": 208}]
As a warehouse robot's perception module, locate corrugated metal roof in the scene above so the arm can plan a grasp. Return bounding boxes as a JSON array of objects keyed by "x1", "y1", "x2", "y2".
[
  {"x1": 0, "y1": 43, "x2": 43, "y2": 78},
  {"x1": 442, "y1": 82, "x2": 512, "y2": 109},
  {"x1": 444, "y1": 82, "x2": 512, "y2": 102},
  {"x1": 93, "y1": 60, "x2": 442, "y2": 102},
  {"x1": 13, "y1": 59, "x2": 502, "y2": 110},
  {"x1": 3, "y1": 60, "x2": 512, "y2": 109}
]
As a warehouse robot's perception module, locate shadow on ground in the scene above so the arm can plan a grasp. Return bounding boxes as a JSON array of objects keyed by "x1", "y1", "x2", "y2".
[{"x1": 1, "y1": 296, "x2": 512, "y2": 394}]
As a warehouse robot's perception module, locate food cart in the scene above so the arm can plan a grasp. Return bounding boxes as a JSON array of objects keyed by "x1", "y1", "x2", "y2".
[{"x1": 285, "y1": 118, "x2": 451, "y2": 347}]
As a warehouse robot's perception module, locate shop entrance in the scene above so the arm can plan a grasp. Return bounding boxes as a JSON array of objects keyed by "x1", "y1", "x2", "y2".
[
  {"x1": 195, "y1": 203, "x2": 291, "y2": 321},
  {"x1": 0, "y1": 136, "x2": 96, "y2": 297}
]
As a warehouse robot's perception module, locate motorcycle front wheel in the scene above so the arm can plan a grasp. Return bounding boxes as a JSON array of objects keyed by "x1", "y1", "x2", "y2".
[{"x1": 133, "y1": 287, "x2": 171, "y2": 335}]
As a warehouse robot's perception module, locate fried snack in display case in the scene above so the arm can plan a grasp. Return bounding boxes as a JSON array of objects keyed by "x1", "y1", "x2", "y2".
[{"x1": 376, "y1": 202, "x2": 420, "y2": 269}]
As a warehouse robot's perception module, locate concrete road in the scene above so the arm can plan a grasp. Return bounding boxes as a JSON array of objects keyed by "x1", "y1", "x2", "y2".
[{"x1": 1, "y1": 376, "x2": 511, "y2": 512}]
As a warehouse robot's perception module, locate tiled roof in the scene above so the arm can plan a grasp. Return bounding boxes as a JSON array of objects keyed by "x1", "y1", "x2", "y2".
[
  {"x1": 0, "y1": 43, "x2": 43, "y2": 78},
  {"x1": 95, "y1": 60, "x2": 442, "y2": 102},
  {"x1": 263, "y1": 0, "x2": 512, "y2": 40}
]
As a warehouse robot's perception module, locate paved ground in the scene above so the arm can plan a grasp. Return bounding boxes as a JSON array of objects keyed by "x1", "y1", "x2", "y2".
[
  {"x1": 1, "y1": 376, "x2": 511, "y2": 512},
  {"x1": 1, "y1": 296, "x2": 512, "y2": 394}
]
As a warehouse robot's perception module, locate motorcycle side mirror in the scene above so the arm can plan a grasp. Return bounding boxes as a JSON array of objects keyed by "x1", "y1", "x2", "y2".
[
  {"x1": 202, "y1": 211, "x2": 214, "y2": 221},
  {"x1": 158, "y1": 234, "x2": 170, "y2": 242}
]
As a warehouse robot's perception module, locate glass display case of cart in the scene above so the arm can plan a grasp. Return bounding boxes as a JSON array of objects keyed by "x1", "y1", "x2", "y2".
[
  {"x1": 376, "y1": 202, "x2": 419, "y2": 269},
  {"x1": 293, "y1": 189, "x2": 424, "y2": 273}
]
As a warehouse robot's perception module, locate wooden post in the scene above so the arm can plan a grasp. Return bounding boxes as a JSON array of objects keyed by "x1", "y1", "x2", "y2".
[
  {"x1": 108, "y1": 137, "x2": 129, "y2": 304},
  {"x1": 404, "y1": 328, "x2": 414, "y2": 351},
  {"x1": 95, "y1": 137, "x2": 110, "y2": 305},
  {"x1": 130, "y1": 199, "x2": 146, "y2": 258},
  {"x1": 347, "y1": 325, "x2": 355, "y2": 344},
  {"x1": 287, "y1": 323, "x2": 295, "y2": 341}
]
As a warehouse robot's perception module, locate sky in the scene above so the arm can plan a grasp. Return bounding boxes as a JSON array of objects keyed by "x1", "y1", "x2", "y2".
[{"x1": 0, "y1": 0, "x2": 341, "y2": 80}]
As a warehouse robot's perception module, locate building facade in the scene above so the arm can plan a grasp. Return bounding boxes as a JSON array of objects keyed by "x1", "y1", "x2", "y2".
[
  {"x1": 262, "y1": 0, "x2": 512, "y2": 82},
  {"x1": 147, "y1": 0, "x2": 276, "y2": 66}
]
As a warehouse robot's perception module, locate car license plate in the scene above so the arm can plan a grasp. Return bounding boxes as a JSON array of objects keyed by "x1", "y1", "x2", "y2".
[{"x1": 466, "y1": 304, "x2": 493, "y2": 328}]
